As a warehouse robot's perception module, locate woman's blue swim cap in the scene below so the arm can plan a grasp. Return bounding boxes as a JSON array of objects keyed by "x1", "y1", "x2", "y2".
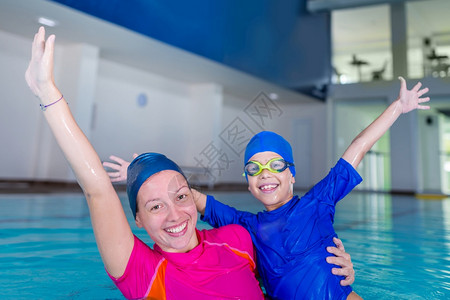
[
  {"x1": 244, "y1": 131, "x2": 295, "y2": 177},
  {"x1": 127, "y1": 152, "x2": 186, "y2": 219}
]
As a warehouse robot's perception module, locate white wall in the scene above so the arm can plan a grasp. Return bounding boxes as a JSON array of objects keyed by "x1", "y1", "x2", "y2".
[
  {"x1": 3, "y1": 26, "x2": 448, "y2": 194},
  {"x1": 277, "y1": 103, "x2": 328, "y2": 189},
  {"x1": 0, "y1": 28, "x2": 329, "y2": 187},
  {"x1": 0, "y1": 31, "x2": 42, "y2": 179},
  {"x1": 0, "y1": 29, "x2": 103, "y2": 181},
  {"x1": 217, "y1": 93, "x2": 328, "y2": 187},
  {"x1": 91, "y1": 59, "x2": 220, "y2": 164},
  {"x1": 0, "y1": 27, "x2": 326, "y2": 183},
  {"x1": 0, "y1": 29, "x2": 225, "y2": 182}
]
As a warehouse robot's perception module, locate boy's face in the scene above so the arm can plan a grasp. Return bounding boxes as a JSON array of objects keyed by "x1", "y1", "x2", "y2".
[{"x1": 247, "y1": 151, "x2": 295, "y2": 211}]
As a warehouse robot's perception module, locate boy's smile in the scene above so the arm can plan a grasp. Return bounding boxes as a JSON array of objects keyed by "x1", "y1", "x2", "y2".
[
  {"x1": 247, "y1": 151, "x2": 295, "y2": 211},
  {"x1": 259, "y1": 183, "x2": 279, "y2": 193}
]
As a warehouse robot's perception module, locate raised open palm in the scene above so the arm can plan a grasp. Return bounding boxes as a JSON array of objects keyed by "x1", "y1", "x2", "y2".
[{"x1": 397, "y1": 76, "x2": 430, "y2": 114}]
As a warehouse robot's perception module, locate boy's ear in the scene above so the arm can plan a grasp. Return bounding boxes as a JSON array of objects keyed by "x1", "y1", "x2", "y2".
[{"x1": 291, "y1": 175, "x2": 296, "y2": 184}]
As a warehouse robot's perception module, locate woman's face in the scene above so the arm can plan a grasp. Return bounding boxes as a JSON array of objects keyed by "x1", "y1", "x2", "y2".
[{"x1": 135, "y1": 170, "x2": 198, "y2": 253}]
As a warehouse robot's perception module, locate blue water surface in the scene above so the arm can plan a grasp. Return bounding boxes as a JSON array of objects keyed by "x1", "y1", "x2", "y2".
[{"x1": 1, "y1": 191, "x2": 450, "y2": 299}]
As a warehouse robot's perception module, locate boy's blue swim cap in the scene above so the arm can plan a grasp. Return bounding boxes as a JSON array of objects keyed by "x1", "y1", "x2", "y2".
[
  {"x1": 244, "y1": 131, "x2": 295, "y2": 177},
  {"x1": 127, "y1": 152, "x2": 186, "y2": 219}
]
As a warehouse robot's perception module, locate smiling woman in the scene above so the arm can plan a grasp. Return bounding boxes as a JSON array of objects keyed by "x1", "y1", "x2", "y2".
[
  {"x1": 23, "y1": 26, "x2": 265, "y2": 300},
  {"x1": 107, "y1": 153, "x2": 264, "y2": 299}
]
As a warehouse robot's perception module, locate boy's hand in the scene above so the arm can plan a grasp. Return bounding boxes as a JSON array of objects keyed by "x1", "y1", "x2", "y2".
[
  {"x1": 326, "y1": 237, "x2": 355, "y2": 286},
  {"x1": 191, "y1": 188, "x2": 207, "y2": 215},
  {"x1": 397, "y1": 76, "x2": 430, "y2": 114},
  {"x1": 103, "y1": 154, "x2": 138, "y2": 183}
]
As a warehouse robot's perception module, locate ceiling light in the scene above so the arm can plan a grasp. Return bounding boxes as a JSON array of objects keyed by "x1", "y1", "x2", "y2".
[
  {"x1": 269, "y1": 93, "x2": 279, "y2": 100},
  {"x1": 38, "y1": 17, "x2": 58, "y2": 27}
]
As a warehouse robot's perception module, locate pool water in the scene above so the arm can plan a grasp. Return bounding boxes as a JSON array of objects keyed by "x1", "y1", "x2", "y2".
[{"x1": 1, "y1": 191, "x2": 450, "y2": 299}]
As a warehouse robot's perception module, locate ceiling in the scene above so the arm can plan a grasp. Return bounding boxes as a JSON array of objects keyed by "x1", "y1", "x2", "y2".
[
  {"x1": 332, "y1": 0, "x2": 450, "y2": 54},
  {"x1": 1, "y1": 0, "x2": 448, "y2": 104},
  {"x1": 0, "y1": 0, "x2": 318, "y2": 104}
]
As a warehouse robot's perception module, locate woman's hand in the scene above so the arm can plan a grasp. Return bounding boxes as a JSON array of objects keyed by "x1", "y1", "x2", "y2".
[
  {"x1": 397, "y1": 76, "x2": 430, "y2": 114},
  {"x1": 326, "y1": 237, "x2": 355, "y2": 286},
  {"x1": 25, "y1": 26, "x2": 60, "y2": 102}
]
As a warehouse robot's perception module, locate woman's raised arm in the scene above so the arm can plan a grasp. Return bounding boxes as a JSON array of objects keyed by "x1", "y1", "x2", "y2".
[{"x1": 25, "y1": 27, "x2": 133, "y2": 278}]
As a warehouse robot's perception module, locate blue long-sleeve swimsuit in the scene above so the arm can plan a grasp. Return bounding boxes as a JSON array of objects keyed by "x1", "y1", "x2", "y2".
[{"x1": 202, "y1": 158, "x2": 362, "y2": 299}]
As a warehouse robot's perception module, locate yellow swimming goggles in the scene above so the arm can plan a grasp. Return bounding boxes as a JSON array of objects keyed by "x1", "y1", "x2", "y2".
[{"x1": 243, "y1": 158, "x2": 294, "y2": 176}]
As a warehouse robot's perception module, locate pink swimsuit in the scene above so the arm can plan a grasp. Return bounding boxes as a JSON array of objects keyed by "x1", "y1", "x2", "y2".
[{"x1": 108, "y1": 224, "x2": 264, "y2": 299}]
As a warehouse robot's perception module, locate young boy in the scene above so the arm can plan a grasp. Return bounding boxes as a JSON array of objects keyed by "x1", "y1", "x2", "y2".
[
  {"x1": 104, "y1": 77, "x2": 429, "y2": 299},
  {"x1": 194, "y1": 77, "x2": 430, "y2": 299}
]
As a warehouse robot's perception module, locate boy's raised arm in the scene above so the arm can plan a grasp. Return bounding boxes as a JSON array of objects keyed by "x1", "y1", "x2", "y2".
[
  {"x1": 25, "y1": 27, "x2": 133, "y2": 278},
  {"x1": 342, "y1": 76, "x2": 430, "y2": 169}
]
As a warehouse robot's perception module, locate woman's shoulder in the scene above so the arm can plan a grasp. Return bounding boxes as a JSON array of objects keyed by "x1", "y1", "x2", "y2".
[
  {"x1": 216, "y1": 223, "x2": 250, "y2": 236},
  {"x1": 133, "y1": 235, "x2": 164, "y2": 260},
  {"x1": 201, "y1": 225, "x2": 253, "y2": 252}
]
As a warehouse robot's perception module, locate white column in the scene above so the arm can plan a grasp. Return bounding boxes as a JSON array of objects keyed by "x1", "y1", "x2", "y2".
[
  {"x1": 187, "y1": 83, "x2": 223, "y2": 162},
  {"x1": 389, "y1": 108, "x2": 419, "y2": 193},
  {"x1": 389, "y1": 2, "x2": 420, "y2": 193},
  {"x1": 390, "y1": 2, "x2": 408, "y2": 78},
  {"x1": 418, "y1": 112, "x2": 442, "y2": 193}
]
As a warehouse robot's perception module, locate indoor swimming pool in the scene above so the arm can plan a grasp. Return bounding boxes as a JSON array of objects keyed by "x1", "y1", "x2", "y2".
[{"x1": 1, "y1": 191, "x2": 449, "y2": 299}]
